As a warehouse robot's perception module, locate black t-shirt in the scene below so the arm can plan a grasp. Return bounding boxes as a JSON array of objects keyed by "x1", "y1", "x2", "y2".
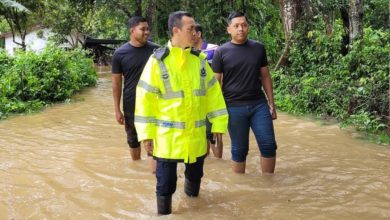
[
  {"x1": 112, "y1": 41, "x2": 159, "y2": 113},
  {"x1": 211, "y1": 39, "x2": 268, "y2": 107}
]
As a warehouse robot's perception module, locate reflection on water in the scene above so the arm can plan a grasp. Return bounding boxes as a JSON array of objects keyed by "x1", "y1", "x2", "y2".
[{"x1": 0, "y1": 72, "x2": 389, "y2": 219}]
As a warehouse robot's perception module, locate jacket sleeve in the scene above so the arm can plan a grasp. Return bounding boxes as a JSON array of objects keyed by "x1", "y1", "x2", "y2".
[
  {"x1": 205, "y1": 61, "x2": 229, "y2": 134},
  {"x1": 134, "y1": 56, "x2": 160, "y2": 141}
]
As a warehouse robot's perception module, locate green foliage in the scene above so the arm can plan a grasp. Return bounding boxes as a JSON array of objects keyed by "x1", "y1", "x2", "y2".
[
  {"x1": 178, "y1": 0, "x2": 283, "y2": 64},
  {"x1": 244, "y1": 0, "x2": 284, "y2": 64},
  {"x1": 0, "y1": 45, "x2": 97, "y2": 119},
  {"x1": 342, "y1": 110, "x2": 388, "y2": 133},
  {"x1": 273, "y1": 19, "x2": 390, "y2": 135},
  {"x1": 0, "y1": 0, "x2": 30, "y2": 12},
  {"x1": 0, "y1": 48, "x2": 13, "y2": 76},
  {"x1": 364, "y1": 0, "x2": 389, "y2": 29},
  {"x1": 43, "y1": 0, "x2": 96, "y2": 47},
  {"x1": 0, "y1": 18, "x2": 10, "y2": 33},
  {"x1": 0, "y1": 0, "x2": 45, "y2": 50},
  {"x1": 4, "y1": 0, "x2": 283, "y2": 64},
  {"x1": 2, "y1": 0, "x2": 388, "y2": 140},
  {"x1": 86, "y1": 5, "x2": 128, "y2": 40},
  {"x1": 36, "y1": 29, "x2": 44, "y2": 38},
  {"x1": 342, "y1": 27, "x2": 389, "y2": 119}
]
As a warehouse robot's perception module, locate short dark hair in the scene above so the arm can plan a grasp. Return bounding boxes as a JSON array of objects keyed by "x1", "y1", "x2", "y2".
[
  {"x1": 127, "y1": 16, "x2": 147, "y2": 29},
  {"x1": 168, "y1": 11, "x2": 193, "y2": 37},
  {"x1": 195, "y1": 23, "x2": 203, "y2": 38},
  {"x1": 227, "y1": 11, "x2": 248, "y2": 24}
]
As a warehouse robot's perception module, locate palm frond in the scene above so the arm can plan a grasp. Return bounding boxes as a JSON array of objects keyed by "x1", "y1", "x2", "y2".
[{"x1": 0, "y1": 0, "x2": 30, "y2": 13}]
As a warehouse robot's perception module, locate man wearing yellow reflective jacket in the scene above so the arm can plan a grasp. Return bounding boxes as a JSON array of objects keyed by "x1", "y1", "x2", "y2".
[{"x1": 134, "y1": 11, "x2": 228, "y2": 215}]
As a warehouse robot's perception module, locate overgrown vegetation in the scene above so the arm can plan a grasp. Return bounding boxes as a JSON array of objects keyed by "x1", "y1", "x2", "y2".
[
  {"x1": 1, "y1": 0, "x2": 389, "y2": 142},
  {"x1": 0, "y1": 45, "x2": 97, "y2": 119},
  {"x1": 273, "y1": 18, "x2": 390, "y2": 143}
]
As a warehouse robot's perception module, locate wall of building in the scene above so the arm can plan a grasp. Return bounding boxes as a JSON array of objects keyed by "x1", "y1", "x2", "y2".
[{"x1": 3, "y1": 28, "x2": 52, "y2": 55}]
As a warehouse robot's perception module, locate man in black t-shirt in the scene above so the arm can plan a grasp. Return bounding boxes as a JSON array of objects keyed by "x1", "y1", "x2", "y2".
[
  {"x1": 112, "y1": 16, "x2": 159, "y2": 169},
  {"x1": 212, "y1": 11, "x2": 277, "y2": 174}
]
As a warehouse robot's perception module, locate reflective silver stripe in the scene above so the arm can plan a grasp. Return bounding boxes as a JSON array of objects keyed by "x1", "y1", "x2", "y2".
[
  {"x1": 194, "y1": 90, "x2": 206, "y2": 96},
  {"x1": 161, "y1": 91, "x2": 184, "y2": 99},
  {"x1": 208, "y1": 77, "x2": 217, "y2": 88},
  {"x1": 194, "y1": 59, "x2": 207, "y2": 96},
  {"x1": 138, "y1": 80, "x2": 161, "y2": 96},
  {"x1": 156, "y1": 120, "x2": 185, "y2": 129},
  {"x1": 207, "y1": 109, "x2": 228, "y2": 119},
  {"x1": 157, "y1": 59, "x2": 184, "y2": 99},
  {"x1": 134, "y1": 115, "x2": 156, "y2": 123},
  {"x1": 195, "y1": 119, "x2": 206, "y2": 128}
]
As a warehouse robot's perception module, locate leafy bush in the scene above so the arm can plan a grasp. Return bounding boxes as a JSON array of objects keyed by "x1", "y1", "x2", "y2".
[
  {"x1": 0, "y1": 49, "x2": 13, "y2": 77},
  {"x1": 0, "y1": 45, "x2": 97, "y2": 119},
  {"x1": 273, "y1": 19, "x2": 390, "y2": 135}
]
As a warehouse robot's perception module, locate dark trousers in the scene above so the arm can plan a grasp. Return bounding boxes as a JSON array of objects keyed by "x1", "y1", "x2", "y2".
[
  {"x1": 124, "y1": 113, "x2": 140, "y2": 148},
  {"x1": 156, "y1": 157, "x2": 204, "y2": 196}
]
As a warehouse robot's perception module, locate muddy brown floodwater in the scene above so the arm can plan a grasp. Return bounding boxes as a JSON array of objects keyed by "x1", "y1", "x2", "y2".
[{"x1": 0, "y1": 72, "x2": 389, "y2": 219}]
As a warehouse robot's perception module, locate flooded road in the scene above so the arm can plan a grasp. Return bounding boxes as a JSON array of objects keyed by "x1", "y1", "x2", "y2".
[{"x1": 1, "y1": 72, "x2": 389, "y2": 219}]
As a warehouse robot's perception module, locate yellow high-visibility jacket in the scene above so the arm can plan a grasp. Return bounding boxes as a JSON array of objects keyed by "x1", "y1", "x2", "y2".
[{"x1": 134, "y1": 41, "x2": 228, "y2": 163}]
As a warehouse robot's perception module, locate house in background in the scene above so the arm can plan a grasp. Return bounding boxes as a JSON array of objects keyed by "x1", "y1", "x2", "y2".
[
  {"x1": 0, "y1": 25, "x2": 92, "y2": 55},
  {"x1": 0, "y1": 36, "x2": 4, "y2": 49},
  {"x1": 0, "y1": 26, "x2": 52, "y2": 55},
  {"x1": 0, "y1": 26, "x2": 125, "y2": 65}
]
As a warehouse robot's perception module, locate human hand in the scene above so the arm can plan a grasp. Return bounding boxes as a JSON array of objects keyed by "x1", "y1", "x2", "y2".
[
  {"x1": 215, "y1": 133, "x2": 223, "y2": 148},
  {"x1": 142, "y1": 139, "x2": 153, "y2": 155},
  {"x1": 115, "y1": 110, "x2": 124, "y2": 125},
  {"x1": 269, "y1": 103, "x2": 277, "y2": 120},
  {"x1": 211, "y1": 133, "x2": 223, "y2": 158}
]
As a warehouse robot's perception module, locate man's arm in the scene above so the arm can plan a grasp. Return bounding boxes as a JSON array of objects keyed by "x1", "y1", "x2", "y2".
[
  {"x1": 260, "y1": 66, "x2": 277, "y2": 120},
  {"x1": 112, "y1": 73, "x2": 124, "y2": 124},
  {"x1": 210, "y1": 48, "x2": 228, "y2": 136},
  {"x1": 212, "y1": 72, "x2": 224, "y2": 142},
  {"x1": 206, "y1": 64, "x2": 228, "y2": 134},
  {"x1": 215, "y1": 72, "x2": 222, "y2": 85}
]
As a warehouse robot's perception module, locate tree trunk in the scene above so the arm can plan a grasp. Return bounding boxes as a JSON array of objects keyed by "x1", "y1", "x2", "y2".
[
  {"x1": 274, "y1": 0, "x2": 311, "y2": 70},
  {"x1": 348, "y1": 0, "x2": 364, "y2": 44},
  {"x1": 273, "y1": 37, "x2": 291, "y2": 72},
  {"x1": 241, "y1": 0, "x2": 247, "y2": 13},
  {"x1": 279, "y1": 0, "x2": 294, "y2": 40},
  {"x1": 145, "y1": 0, "x2": 157, "y2": 41},
  {"x1": 340, "y1": 7, "x2": 350, "y2": 55},
  {"x1": 134, "y1": 0, "x2": 142, "y2": 16},
  {"x1": 4, "y1": 8, "x2": 27, "y2": 51},
  {"x1": 323, "y1": 13, "x2": 333, "y2": 35}
]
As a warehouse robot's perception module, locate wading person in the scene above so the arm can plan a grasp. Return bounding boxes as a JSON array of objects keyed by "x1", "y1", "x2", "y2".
[
  {"x1": 212, "y1": 11, "x2": 277, "y2": 174},
  {"x1": 134, "y1": 11, "x2": 228, "y2": 215},
  {"x1": 193, "y1": 23, "x2": 224, "y2": 158},
  {"x1": 112, "y1": 16, "x2": 159, "y2": 172}
]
